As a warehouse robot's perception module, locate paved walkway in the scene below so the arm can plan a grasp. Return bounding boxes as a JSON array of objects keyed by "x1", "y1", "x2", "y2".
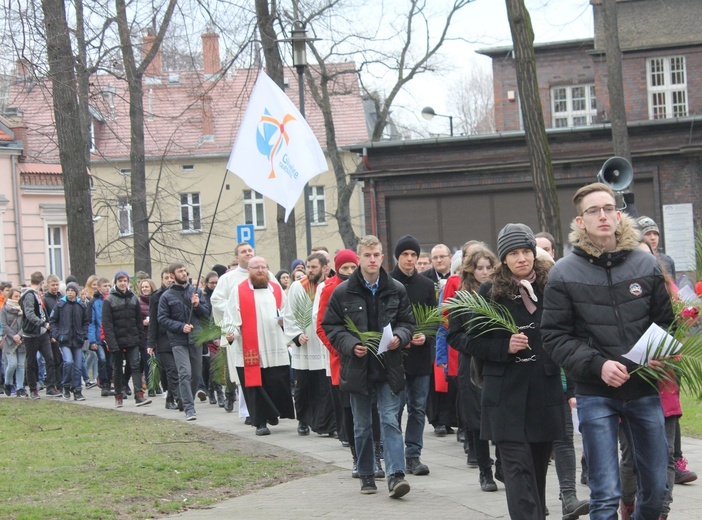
[{"x1": 75, "y1": 387, "x2": 702, "y2": 519}]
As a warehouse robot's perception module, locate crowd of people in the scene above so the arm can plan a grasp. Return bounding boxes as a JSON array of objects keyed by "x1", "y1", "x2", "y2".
[{"x1": 0, "y1": 181, "x2": 699, "y2": 517}]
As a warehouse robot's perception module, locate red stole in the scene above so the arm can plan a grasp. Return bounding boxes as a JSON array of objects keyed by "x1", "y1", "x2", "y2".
[{"x1": 238, "y1": 281, "x2": 283, "y2": 387}]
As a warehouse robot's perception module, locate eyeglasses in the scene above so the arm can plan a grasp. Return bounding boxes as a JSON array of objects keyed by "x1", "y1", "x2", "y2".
[
  {"x1": 431, "y1": 255, "x2": 450, "y2": 261},
  {"x1": 248, "y1": 266, "x2": 267, "y2": 271},
  {"x1": 581, "y1": 205, "x2": 617, "y2": 218}
]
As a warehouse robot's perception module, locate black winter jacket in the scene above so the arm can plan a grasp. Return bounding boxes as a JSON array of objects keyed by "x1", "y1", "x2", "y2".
[
  {"x1": 49, "y1": 297, "x2": 89, "y2": 349},
  {"x1": 102, "y1": 286, "x2": 144, "y2": 351},
  {"x1": 389, "y1": 265, "x2": 436, "y2": 376},
  {"x1": 321, "y1": 267, "x2": 415, "y2": 395},
  {"x1": 19, "y1": 289, "x2": 48, "y2": 337},
  {"x1": 447, "y1": 275, "x2": 565, "y2": 443},
  {"x1": 541, "y1": 216, "x2": 675, "y2": 400},
  {"x1": 148, "y1": 285, "x2": 172, "y2": 353},
  {"x1": 157, "y1": 283, "x2": 210, "y2": 348}
]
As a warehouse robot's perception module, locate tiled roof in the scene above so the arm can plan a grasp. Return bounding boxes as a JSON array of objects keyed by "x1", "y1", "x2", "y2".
[
  {"x1": 17, "y1": 163, "x2": 63, "y2": 174},
  {"x1": 0, "y1": 129, "x2": 12, "y2": 141},
  {"x1": 8, "y1": 62, "x2": 369, "y2": 164},
  {"x1": 18, "y1": 162, "x2": 64, "y2": 186}
]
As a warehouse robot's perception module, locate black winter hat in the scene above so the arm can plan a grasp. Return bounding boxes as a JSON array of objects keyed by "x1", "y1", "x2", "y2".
[
  {"x1": 211, "y1": 264, "x2": 227, "y2": 277},
  {"x1": 394, "y1": 234, "x2": 421, "y2": 260},
  {"x1": 497, "y1": 223, "x2": 537, "y2": 261}
]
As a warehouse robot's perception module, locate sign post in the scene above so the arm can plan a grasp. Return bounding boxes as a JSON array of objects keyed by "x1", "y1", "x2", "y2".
[{"x1": 237, "y1": 224, "x2": 255, "y2": 249}]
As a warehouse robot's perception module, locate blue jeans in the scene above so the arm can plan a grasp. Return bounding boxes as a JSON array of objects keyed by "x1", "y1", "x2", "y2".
[
  {"x1": 60, "y1": 346, "x2": 84, "y2": 390},
  {"x1": 577, "y1": 394, "x2": 668, "y2": 520},
  {"x1": 5, "y1": 346, "x2": 26, "y2": 390},
  {"x1": 399, "y1": 374, "x2": 430, "y2": 458},
  {"x1": 350, "y1": 380, "x2": 405, "y2": 477}
]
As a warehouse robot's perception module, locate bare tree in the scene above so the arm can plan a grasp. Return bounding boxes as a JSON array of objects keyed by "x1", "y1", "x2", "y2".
[
  {"x1": 114, "y1": 0, "x2": 177, "y2": 275},
  {"x1": 505, "y1": 0, "x2": 562, "y2": 256},
  {"x1": 40, "y1": 0, "x2": 96, "y2": 283},
  {"x1": 447, "y1": 68, "x2": 495, "y2": 135},
  {"x1": 294, "y1": 0, "x2": 474, "y2": 248}
]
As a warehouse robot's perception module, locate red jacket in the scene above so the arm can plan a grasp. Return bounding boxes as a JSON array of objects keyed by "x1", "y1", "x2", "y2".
[{"x1": 316, "y1": 275, "x2": 343, "y2": 385}]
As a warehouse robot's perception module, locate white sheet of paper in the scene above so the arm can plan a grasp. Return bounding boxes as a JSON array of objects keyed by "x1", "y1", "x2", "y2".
[
  {"x1": 677, "y1": 285, "x2": 701, "y2": 305},
  {"x1": 377, "y1": 323, "x2": 394, "y2": 355},
  {"x1": 623, "y1": 322, "x2": 682, "y2": 365}
]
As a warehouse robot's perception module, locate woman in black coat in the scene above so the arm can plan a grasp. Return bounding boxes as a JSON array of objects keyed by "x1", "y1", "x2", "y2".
[{"x1": 448, "y1": 223, "x2": 565, "y2": 520}]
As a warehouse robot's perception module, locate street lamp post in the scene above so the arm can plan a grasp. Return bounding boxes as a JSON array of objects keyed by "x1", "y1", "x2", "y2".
[
  {"x1": 421, "y1": 106, "x2": 454, "y2": 137},
  {"x1": 291, "y1": 21, "x2": 313, "y2": 256}
]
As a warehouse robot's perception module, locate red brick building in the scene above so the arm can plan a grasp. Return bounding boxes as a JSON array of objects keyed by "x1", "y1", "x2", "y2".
[{"x1": 350, "y1": 0, "x2": 702, "y2": 272}]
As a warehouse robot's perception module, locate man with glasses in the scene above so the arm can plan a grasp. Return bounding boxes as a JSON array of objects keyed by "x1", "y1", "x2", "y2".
[
  {"x1": 542, "y1": 182, "x2": 674, "y2": 519},
  {"x1": 422, "y1": 244, "x2": 452, "y2": 290},
  {"x1": 229, "y1": 256, "x2": 294, "y2": 435}
]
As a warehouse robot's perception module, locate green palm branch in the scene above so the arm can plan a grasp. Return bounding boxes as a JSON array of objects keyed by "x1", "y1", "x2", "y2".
[
  {"x1": 343, "y1": 315, "x2": 384, "y2": 367},
  {"x1": 210, "y1": 348, "x2": 228, "y2": 386},
  {"x1": 632, "y1": 312, "x2": 702, "y2": 399},
  {"x1": 290, "y1": 288, "x2": 314, "y2": 331},
  {"x1": 147, "y1": 354, "x2": 161, "y2": 394},
  {"x1": 443, "y1": 291, "x2": 529, "y2": 348},
  {"x1": 412, "y1": 303, "x2": 445, "y2": 337}
]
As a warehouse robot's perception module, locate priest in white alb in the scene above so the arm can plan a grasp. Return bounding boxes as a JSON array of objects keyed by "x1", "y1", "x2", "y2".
[
  {"x1": 283, "y1": 252, "x2": 336, "y2": 437},
  {"x1": 229, "y1": 256, "x2": 294, "y2": 436}
]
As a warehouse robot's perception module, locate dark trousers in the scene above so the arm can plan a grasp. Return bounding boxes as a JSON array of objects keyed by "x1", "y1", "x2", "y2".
[
  {"x1": 112, "y1": 347, "x2": 141, "y2": 396},
  {"x1": 25, "y1": 333, "x2": 57, "y2": 391},
  {"x1": 293, "y1": 368, "x2": 336, "y2": 434},
  {"x1": 159, "y1": 350, "x2": 179, "y2": 401},
  {"x1": 553, "y1": 401, "x2": 577, "y2": 493},
  {"x1": 497, "y1": 440, "x2": 553, "y2": 520},
  {"x1": 50, "y1": 341, "x2": 62, "y2": 387}
]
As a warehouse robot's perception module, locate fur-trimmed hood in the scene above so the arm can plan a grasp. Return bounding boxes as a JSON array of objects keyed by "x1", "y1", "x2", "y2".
[{"x1": 568, "y1": 213, "x2": 641, "y2": 258}]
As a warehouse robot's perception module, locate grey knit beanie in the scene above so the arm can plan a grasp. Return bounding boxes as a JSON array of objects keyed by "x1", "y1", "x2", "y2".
[{"x1": 497, "y1": 223, "x2": 537, "y2": 261}]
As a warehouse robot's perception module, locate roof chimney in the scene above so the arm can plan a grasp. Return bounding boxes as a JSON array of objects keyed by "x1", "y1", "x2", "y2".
[
  {"x1": 202, "y1": 33, "x2": 221, "y2": 76},
  {"x1": 142, "y1": 34, "x2": 162, "y2": 77}
]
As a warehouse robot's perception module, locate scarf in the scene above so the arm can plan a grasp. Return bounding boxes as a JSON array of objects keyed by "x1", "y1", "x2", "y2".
[
  {"x1": 5, "y1": 299, "x2": 22, "y2": 315},
  {"x1": 512, "y1": 270, "x2": 538, "y2": 314}
]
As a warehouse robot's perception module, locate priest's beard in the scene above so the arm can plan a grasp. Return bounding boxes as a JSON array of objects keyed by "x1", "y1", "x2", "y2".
[
  {"x1": 250, "y1": 271, "x2": 270, "y2": 289},
  {"x1": 307, "y1": 271, "x2": 323, "y2": 285}
]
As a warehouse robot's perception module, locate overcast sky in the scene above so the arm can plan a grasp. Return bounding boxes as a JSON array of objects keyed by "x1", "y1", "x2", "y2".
[{"x1": 397, "y1": 0, "x2": 594, "y2": 136}]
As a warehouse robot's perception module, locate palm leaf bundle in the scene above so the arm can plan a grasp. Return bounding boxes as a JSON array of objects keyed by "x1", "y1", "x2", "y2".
[
  {"x1": 443, "y1": 291, "x2": 529, "y2": 348},
  {"x1": 632, "y1": 307, "x2": 702, "y2": 399},
  {"x1": 695, "y1": 225, "x2": 702, "y2": 282},
  {"x1": 290, "y1": 286, "x2": 314, "y2": 331},
  {"x1": 343, "y1": 315, "x2": 384, "y2": 366},
  {"x1": 147, "y1": 354, "x2": 162, "y2": 394},
  {"x1": 210, "y1": 348, "x2": 229, "y2": 386},
  {"x1": 412, "y1": 303, "x2": 445, "y2": 337}
]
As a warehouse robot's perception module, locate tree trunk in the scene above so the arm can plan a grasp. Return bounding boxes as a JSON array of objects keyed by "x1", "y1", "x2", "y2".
[
  {"x1": 256, "y1": 0, "x2": 298, "y2": 268},
  {"x1": 304, "y1": 67, "x2": 359, "y2": 250},
  {"x1": 41, "y1": 0, "x2": 96, "y2": 283},
  {"x1": 602, "y1": 0, "x2": 631, "y2": 161},
  {"x1": 115, "y1": 0, "x2": 176, "y2": 275},
  {"x1": 505, "y1": 0, "x2": 563, "y2": 257}
]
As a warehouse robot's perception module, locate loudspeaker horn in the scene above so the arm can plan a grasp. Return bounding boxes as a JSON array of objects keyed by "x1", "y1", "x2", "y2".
[{"x1": 597, "y1": 156, "x2": 633, "y2": 191}]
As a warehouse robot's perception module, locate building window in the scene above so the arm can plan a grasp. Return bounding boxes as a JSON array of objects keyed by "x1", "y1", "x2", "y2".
[
  {"x1": 309, "y1": 186, "x2": 326, "y2": 225},
  {"x1": 47, "y1": 226, "x2": 64, "y2": 279},
  {"x1": 648, "y1": 56, "x2": 688, "y2": 119},
  {"x1": 243, "y1": 190, "x2": 265, "y2": 229},
  {"x1": 181, "y1": 193, "x2": 201, "y2": 232},
  {"x1": 119, "y1": 168, "x2": 131, "y2": 176},
  {"x1": 551, "y1": 85, "x2": 596, "y2": 128},
  {"x1": 182, "y1": 164, "x2": 194, "y2": 172},
  {"x1": 118, "y1": 197, "x2": 133, "y2": 236}
]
